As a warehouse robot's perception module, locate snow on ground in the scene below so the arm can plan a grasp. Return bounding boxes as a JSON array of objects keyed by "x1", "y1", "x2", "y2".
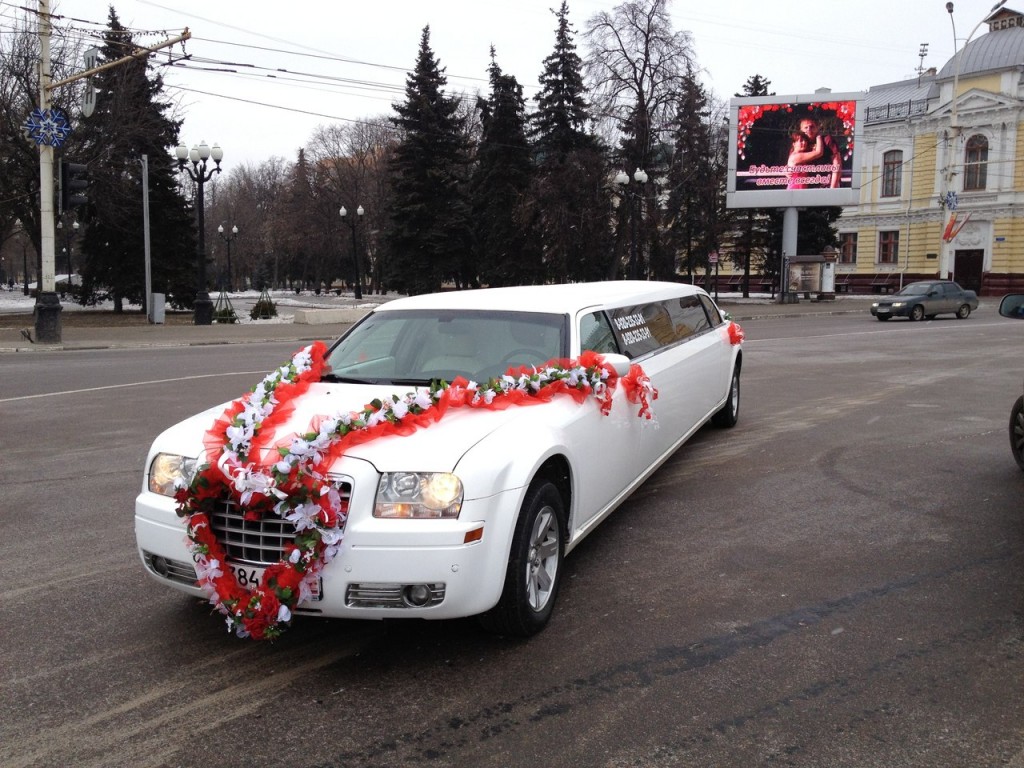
[{"x1": 0, "y1": 283, "x2": 391, "y2": 323}]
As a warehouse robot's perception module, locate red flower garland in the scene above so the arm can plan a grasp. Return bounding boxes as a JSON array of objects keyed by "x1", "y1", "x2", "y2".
[{"x1": 176, "y1": 344, "x2": 661, "y2": 640}]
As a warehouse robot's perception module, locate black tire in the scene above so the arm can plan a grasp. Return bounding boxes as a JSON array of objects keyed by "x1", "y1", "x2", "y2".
[
  {"x1": 910, "y1": 305, "x2": 926, "y2": 321},
  {"x1": 478, "y1": 482, "x2": 565, "y2": 637},
  {"x1": 1010, "y1": 395, "x2": 1024, "y2": 472},
  {"x1": 956, "y1": 304, "x2": 972, "y2": 319},
  {"x1": 876, "y1": 315, "x2": 890, "y2": 322},
  {"x1": 711, "y1": 366, "x2": 740, "y2": 428}
]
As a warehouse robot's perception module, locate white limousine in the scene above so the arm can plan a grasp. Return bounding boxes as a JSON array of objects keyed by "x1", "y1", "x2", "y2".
[{"x1": 135, "y1": 281, "x2": 744, "y2": 639}]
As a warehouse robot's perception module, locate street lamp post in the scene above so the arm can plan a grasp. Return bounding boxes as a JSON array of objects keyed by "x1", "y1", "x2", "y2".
[
  {"x1": 175, "y1": 140, "x2": 223, "y2": 324},
  {"x1": 217, "y1": 224, "x2": 239, "y2": 291},
  {"x1": 339, "y1": 205, "x2": 365, "y2": 300},
  {"x1": 614, "y1": 168, "x2": 648, "y2": 279}
]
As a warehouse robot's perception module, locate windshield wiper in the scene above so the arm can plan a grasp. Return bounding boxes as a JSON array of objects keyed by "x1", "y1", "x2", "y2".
[{"x1": 320, "y1": 373, "x2": 372, "y2": 384}]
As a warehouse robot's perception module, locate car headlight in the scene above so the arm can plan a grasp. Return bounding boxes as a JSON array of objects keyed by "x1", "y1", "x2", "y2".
[
  {"x1": 891, "y1": 301, "x2": 905, "y2": 308},
  {"x1": 375, "y1": 472, "x2": 464, "y2": 519},
  {"x1": 871, "y1": 302, "x2": 879, "y2": 309},
  {"x1": 148, "y1": 453, "x2": 198, "y2": 496}
]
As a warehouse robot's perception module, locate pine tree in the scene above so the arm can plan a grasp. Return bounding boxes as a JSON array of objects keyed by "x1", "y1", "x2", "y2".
[
  {"x1": 471, "y1": 50, "x2": 539, "y2": 287},
  {"x1": 531, "y1": 1, "x2": 612, "y2": 283},
  {"x1": 733, "y1": 74, "x2": 775, "y2": 296},
  {"x1": 74, "y1": 8, "x2": 193, "y2": 311},
  {"x1": 386, "y1": 27, "x2": 472, "y2": 295},
  {"x1": 666, "y1": 69, "x2": 719, "y2": 282}
]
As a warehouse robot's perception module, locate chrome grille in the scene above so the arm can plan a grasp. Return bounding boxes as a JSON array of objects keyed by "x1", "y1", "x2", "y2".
[{"x1": 210, "y1": 477, "x2": 352, "y2": 566}]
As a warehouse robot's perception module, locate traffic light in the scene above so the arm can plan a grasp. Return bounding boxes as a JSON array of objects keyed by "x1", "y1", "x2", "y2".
[{"x1": 59, "y1": 160, "x2": 89, "y2": 214}]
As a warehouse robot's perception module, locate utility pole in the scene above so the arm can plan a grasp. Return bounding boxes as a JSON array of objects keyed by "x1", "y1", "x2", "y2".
[
  {"x1": 30, "y1": 0, "x2": 191, "y2": 343},
  {"x1": 34, "y1": 0, "x2": 60, "y2": 342}
]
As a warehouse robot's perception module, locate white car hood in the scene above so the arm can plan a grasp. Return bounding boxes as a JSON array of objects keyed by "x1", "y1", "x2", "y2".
[{"x1": 156, "y1": 382, "x2": 539, "y2": 473}]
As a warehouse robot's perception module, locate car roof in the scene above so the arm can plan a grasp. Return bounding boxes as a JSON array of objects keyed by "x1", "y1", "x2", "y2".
[{"x1": 375, "y1": 281, "x2": 709, "y2": 315}]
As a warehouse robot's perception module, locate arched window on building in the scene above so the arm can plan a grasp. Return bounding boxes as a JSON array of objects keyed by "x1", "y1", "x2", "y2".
[
  {"x1": 881, "y1": 150, "x2": 902, "y2": 197},
  {"x1": 964, "y1": 134, "x2": 988, "y2": 191}
]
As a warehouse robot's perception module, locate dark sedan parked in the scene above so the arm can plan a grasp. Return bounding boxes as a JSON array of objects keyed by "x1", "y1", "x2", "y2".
[{"x1": 870, "y1": 280, "x2": 979, "y2": 321}]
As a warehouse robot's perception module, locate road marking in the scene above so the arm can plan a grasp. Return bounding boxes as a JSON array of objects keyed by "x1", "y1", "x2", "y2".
[{"x1": 0, "y1": 371, "x2": 266, "y2": 403}]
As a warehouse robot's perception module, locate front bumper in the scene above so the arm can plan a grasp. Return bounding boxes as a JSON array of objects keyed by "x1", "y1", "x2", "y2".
[
  {"x1": 134, "y1": 463, "x2": 520, "y2": 621},
  {"x1": 870, "y1": 304, "x2": 907, "y2": 318}
]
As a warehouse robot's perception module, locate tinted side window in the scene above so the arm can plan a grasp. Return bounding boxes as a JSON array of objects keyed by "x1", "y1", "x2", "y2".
[
  {"x1": 580, "y1": 311, "x2": 619, "y2": 354},
  {"x1": 699, "y1": 294, "x2": 724, "y2": 327},
  {"x1": 609, "y1": 296, "x2": 711, "y2": 357},
  {"x1": 665, "y1": 295, "x2": 710, "y2": 338},
  {"x1": 610, "y1": 305, "x2": 661, "y2": 358}
]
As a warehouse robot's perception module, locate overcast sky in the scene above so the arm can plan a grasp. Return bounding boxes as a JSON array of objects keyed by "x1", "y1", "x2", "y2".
[{"x1": 29, "y1": 0, "x2": 1009, "y2": 168}]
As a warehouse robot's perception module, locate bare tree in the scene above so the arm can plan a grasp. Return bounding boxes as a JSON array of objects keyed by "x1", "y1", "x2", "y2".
[
  {"x1": 208, "y1": 158, "x2": 290, "y2": 290},
  {"x1": 583, "y1": 0, "x2": 694, "y2": 165},
  {"x1": 307, "y1": 118, "x2": 397, "y2": 293}
]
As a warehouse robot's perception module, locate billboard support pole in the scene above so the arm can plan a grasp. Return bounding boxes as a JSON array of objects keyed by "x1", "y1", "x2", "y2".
[{"x1": 780, "y1": 206, "x2": 798, "y2": 302}]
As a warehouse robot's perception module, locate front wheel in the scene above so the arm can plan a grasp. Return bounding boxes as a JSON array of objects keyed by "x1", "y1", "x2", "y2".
[
  {"x1": 910, "y1": 305, "x2": 926, "y2": 321},
  {"x1": 711, "y1": 367, "x2": 740, "y2": 428},
  {"x1": 479, "y1": 481, "x2": 565, "y2": 637},
  {"x1": 1010, "y1": 395, "x2": 1024, "y2": 472},
  {"x1": 956, "y1": 304, "x2": 972, "y2": 319}
]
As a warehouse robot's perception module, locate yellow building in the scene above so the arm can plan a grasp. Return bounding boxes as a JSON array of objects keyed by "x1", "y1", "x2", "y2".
[{"x1": 838, "y1": 7, "x2": 1024, "y2": 295}]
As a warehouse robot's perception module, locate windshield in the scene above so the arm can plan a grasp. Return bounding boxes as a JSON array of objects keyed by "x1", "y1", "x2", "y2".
[
  {"x1": 895, "y1": 282, "x2": 937, "y2": 296},
  {"x1": 324, "y1": 309, "x2": 568, "y2": 384}
]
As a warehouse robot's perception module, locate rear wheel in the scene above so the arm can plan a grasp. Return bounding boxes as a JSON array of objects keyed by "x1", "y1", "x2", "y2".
[
  {"x1": 910, "y1": 305, "x2": 926, "y2": 321},
  {"x1": 1010, "y1": 395, "x2": 1024, "y2": 472},
  {"x1": 478, "y1": 481, "x2": 565, "y2": 637},
  {"x1": 956, "y1": 304, "x2": 972, "y2": 319},
  {"x1": 711, "y1": 367, "x2": 740, "y2": 428}
]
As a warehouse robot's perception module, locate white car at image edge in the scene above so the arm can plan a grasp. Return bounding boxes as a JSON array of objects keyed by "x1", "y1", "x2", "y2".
[{"x1": 135, "y1": 280, "x2": 744, "y2": 637}]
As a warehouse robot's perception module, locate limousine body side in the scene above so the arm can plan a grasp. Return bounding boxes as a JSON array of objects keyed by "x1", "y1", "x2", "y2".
[{"x1": 135, "y1": 281, "x2": 743, "y2": 636}]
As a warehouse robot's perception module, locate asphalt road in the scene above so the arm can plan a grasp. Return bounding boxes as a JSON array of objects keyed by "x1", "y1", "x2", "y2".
[{"x1": 2, "y1": 307, "x2": 1023, "y2": 768}]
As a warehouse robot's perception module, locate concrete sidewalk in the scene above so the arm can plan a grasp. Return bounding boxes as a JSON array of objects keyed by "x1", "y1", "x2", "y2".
[{"x1": 0, "y1": 295, "x2": 872, "y2": 353}]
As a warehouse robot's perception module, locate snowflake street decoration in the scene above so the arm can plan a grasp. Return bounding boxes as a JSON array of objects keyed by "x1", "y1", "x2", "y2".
[
  {"x1": 23, "y1": 107, "x2": 72, "y2": 148},
  {"x1": 940, "y1": 190, "x2": 959, "y2": 211}
]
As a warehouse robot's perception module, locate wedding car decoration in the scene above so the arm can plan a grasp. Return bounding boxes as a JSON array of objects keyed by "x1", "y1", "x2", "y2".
[{"x1": 175, "y1": 341, "x2": 658, "y2": 639}]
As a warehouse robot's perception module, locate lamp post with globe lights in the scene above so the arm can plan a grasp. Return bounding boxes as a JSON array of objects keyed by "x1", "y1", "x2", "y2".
[
  {"x1": 614, "y1": 168, "x2": 648, "y2": 279},
  {"x1": 217, "y1": 224, "x2": 239, "y2": 291},
  {"x1": 175, "y1": 140, "x2": 223, "y2": 324},
  {"x1": 339, "y1": 205, "x2": 365, "y2": 300}
]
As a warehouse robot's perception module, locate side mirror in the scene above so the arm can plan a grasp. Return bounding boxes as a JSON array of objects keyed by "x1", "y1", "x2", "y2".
[
  {"x1": 601, "y1": 353, "x2": 633, "y2": 377},
  {"x1": 998, "y1": 294, "x2": 1024, "y2": 319}
]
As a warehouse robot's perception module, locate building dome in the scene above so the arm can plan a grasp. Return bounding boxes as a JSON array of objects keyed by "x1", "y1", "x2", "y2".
[{"x1": 937, "y1": 14, "x2": 1024, "y2": 79}]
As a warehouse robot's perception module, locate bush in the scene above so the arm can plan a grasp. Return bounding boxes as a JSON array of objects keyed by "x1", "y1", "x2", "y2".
[
  {"x1": 213, "y1": 307, "x2": 238, "y2": 324},
  {"x1": 250, "y1": 296, "x2": 277, "y2": 320}
]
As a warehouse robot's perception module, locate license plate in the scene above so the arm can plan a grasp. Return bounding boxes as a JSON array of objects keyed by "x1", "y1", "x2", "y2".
[{"x1": 228, "y1": 563, "x2": 322, "y2": 601}]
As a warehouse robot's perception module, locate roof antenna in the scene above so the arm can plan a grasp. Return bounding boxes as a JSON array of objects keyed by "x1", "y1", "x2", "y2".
[{"x1": 916, "y1": 43, "x2": 930, "y2": 85}]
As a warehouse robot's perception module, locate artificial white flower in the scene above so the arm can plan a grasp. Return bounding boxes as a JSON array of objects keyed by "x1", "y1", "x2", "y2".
[
  {"x1": 285, "y1": 501, "x2": 321, "y2": 531},
  {"x1": 413, "y1": 390, "x2": 434, "y2": 410}
]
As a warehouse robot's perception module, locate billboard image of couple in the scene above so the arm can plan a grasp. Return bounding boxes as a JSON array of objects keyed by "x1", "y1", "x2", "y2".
[{"x1": 727, "y1": 94, "x2": 863, "y2": 208}]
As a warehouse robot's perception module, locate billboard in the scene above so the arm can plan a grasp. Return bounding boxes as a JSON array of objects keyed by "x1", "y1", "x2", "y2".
[{"x1": 726, "y1": 94, "x2": 864, "y2": 209}]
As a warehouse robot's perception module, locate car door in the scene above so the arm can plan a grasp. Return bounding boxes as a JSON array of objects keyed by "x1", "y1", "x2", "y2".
[
  {"x1": 943, "y1": 282, "x2": 963, "y2": 312},
  {"x1": 570, "y1": 297, "x2": 731, "y2": 535}
]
